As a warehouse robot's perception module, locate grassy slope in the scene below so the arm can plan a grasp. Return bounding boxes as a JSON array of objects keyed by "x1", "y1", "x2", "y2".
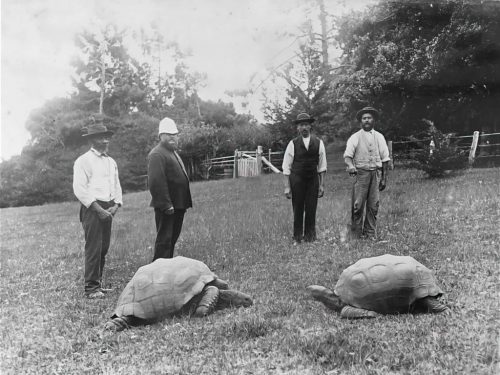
[{"x1": 0, "y1": 168, "x2": 499, "y2": 374}]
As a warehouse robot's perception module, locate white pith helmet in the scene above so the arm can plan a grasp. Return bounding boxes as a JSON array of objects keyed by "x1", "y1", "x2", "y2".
[{"x1": 158, "y1": 117, "x2": 179, "y2": 136}]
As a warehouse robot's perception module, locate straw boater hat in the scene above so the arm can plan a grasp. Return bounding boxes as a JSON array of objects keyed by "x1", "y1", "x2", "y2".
[
  {"x1": 356, "y1": 107, "x2": 379, "y2": 122},
  {"x1": 82, "y1": 123, "x2": 114, "y2": 138},
  {"x1": 293, "y1": 113, "x2": 315, "y2": 124}
]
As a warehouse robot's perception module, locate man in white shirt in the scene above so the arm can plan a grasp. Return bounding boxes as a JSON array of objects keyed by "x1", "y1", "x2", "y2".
[
  {"x1": 282, "y1": 113, "x2": 327, "y2": 243},
  {"x1": 73, "y1": 122, "x2": 123, "y2": 299},
  {"x1": 344, "y1": 107, "x2": 390, "y2": 239}
]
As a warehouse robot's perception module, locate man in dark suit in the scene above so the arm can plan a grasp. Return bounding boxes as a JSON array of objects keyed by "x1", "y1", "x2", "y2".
[
  {"x1": 282, "y1": 113, "x2": 327, "y2": 243},
  {"x1": 147, "y1": 117, "x2": 192, "y2": 261}
]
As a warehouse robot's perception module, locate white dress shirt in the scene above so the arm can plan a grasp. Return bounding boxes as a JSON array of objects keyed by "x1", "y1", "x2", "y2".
[
  {"x1": 282, "y1": 137, "x2": 327, "y2": 176},
  {"x1": 73, "y1": 148, "x2": 123, "y2": 207}
]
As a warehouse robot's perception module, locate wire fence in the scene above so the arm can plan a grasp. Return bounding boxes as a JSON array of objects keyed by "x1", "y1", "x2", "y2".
[{"x1": 390, "y1": 131, "x2": 500, "y2": 168}]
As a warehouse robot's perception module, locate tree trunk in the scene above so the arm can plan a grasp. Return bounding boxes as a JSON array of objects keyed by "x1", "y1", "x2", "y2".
[
  {"x1": 317, "y1": 0, "x2": 329, "y2": 80},
  {"x1": 99, "y1": 56, "x2": 105, "y2": 114}
]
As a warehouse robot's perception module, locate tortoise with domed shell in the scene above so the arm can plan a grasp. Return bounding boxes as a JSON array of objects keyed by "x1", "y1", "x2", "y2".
[
  {"x1": 307, "y1": 254, "x2": 448, "y2": 318},
  {"x1": 105, "y1": 256, "x2": 253, "y2": 331}
]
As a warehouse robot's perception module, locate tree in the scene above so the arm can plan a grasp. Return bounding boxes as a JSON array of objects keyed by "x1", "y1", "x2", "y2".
[
  {"x1": 261, "y1": 0, "x2": 339, "y2": 142},
  {"x1": 73, "y1": 25, "x2": 150, "y2": 117},
  {"x1": 332, "y1": 0, "x2": 500, "y2": 138},
  {"x1": 263, "y1": 42, "x2": 333, "y2": 141}
]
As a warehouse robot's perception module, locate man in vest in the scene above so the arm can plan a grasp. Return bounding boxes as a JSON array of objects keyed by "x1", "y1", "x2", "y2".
[
  {"x1": 344, "y1": 107, "x2": 390, "y2": 239},
  {"x1": 73, "y1": 120, "x2": 122, "y2": 299},
  {"x1": 282, "y1": 113, "x2": 327, "y2": 243},
  {"x1": 147, "y1": 117, "x2": 192, "y2": 261}
]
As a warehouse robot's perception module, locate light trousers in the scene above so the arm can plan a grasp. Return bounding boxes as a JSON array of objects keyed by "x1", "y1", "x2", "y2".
[{"x1": 351, "y1": 169, "x2": 380, "y2": 237}]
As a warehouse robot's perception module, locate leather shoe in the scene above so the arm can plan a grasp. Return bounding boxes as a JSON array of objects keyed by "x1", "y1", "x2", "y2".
[{"x1": 86, "y1": 290, "x2": 105, "y2": 299}]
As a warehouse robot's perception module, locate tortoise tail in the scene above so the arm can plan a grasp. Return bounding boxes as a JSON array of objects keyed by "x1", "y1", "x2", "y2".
[{"x1": 194, "y1": 286, "x2": 219, "y2": 317}]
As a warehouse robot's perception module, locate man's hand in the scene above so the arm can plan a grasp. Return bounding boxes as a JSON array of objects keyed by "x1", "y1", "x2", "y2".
[
  {"x1": 90, "y1": 202, "x2": 113, "y2": 221},
  {"x1": 284, "y1": 187, "x2": 292, "y2": 199},
  {"x1": 318, "y1": 185, "x2": 324, "y2": 198},
  {"x1": 163, "y1": 206, "x2": 175, "y2": 215},
  {"x1": 107, "y1": 204, "x2": 120, "y2": 216},
  {"x1": 347, "y1": 166, "x2": 357, "y2": 177},
  {"x1": 379, "y1": 178, "x2": 387, "y2": 191}
]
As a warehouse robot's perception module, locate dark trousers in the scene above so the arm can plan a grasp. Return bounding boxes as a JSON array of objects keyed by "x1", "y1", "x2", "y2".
[
  {"x1": 80, "y1": 201, "x2": 114, "y2": 294},
  {"x1": 290, "y1": 173, "x2": 319, "y2": 242},
  {"x1": 351, "y1": 169, "x2": 380, "y2": 237},
  {"x1": 153, "y1": 208, "x2": 186, "y2": 261}
]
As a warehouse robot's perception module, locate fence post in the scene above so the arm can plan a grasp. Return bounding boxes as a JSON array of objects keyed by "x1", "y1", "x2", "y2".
[
  {"x1": 233, "y1": 149, "x2": 239, "y2": 178},
  {"x1": 268, "y1": 148, "x2": 272, "y2": 166},
  {"x1": 387, "y1": 141, "x2": 394, "y2": 170},
  {"x1": 468, "y1": 131, "x2": 479, "y2": 166},
  {"x1": 256, "y1": 146, "x2": 263, "y2": 175}
]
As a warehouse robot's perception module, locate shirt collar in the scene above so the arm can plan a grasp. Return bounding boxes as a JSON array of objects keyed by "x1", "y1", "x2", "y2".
[{"x1": 91, "y1": 148, "x2": 108, "y2": 157}]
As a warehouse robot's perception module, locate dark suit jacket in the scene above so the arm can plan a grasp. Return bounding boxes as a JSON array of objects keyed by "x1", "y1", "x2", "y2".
[{"x1": 147, "y1": 144, "x2": 192, "y2": 210}]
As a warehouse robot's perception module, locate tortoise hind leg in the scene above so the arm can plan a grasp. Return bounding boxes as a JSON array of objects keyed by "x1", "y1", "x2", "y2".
[
  {"x1": 340, "y1": 306, "x2": 379, "y2": 319},
  {"x1": 419, "y1": 296, "x2": 448, "y2": 313},
  {"x1": 194, "y1": 285, "x2": 219, "y2": 317},
  {"x1": 104, "y1": 316, "x2": 133, "y2": 331}
]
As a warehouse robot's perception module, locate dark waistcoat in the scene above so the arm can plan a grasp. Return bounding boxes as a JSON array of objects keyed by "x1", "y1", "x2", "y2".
[{"x1": 291, "y1": 135, "x2": 320, "y2": 178}]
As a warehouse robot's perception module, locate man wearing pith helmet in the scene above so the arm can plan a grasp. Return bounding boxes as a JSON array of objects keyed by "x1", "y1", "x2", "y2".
[
  {"x1": 282, "y1": 113, "x2": 327, "y2": 244},
  {"x1": 73, "y1": 117, "x2": 123, "y2": 299},
  {"x1": 147, "y1": 117, "x2": 192, "y2": 261},
  {"x1": 344, "y1": 106, "x2": 390, "y2": 239}
]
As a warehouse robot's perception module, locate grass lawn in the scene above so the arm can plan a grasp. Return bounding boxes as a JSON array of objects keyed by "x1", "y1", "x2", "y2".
[{"x1": 1, "y1": 167, "x2": 498, "y2": 374}]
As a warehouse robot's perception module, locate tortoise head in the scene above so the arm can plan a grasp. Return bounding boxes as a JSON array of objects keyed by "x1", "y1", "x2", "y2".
[
  {"x1": 217, "y1": 290, "x2": 253, "y2": 309},
  {"x1": 306, "y1": 285, "x2": 344, "y2": 313}
]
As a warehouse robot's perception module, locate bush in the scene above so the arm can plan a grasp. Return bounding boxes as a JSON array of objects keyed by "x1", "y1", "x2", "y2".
[{"x1": 414, "y1": 121, "x2": 468, "y2": 178}]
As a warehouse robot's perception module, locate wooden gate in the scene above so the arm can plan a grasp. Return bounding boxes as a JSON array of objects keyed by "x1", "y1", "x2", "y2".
[{"x1": 237, "y1": 153, "x2": 259, "y2": 177}]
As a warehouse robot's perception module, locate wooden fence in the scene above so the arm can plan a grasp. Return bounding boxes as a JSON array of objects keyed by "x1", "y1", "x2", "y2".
[
  {"x1": 389, "y1": 131, "x2": 500, "y2": 168},
  {"x1": 201, "y1": 146, "x2": 284, "y2": 179}
]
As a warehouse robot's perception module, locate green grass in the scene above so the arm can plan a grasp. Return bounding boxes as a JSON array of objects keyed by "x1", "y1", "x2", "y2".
[{"x1": 1, "y1": 168, "x2": 499, "y2": 374}]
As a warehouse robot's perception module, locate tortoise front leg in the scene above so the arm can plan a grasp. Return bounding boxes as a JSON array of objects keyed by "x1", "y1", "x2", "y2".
[
  {"x1": 194, "y1": 285, "x2": 219, "y2": 317},
  {"x1": 340, "y1": 305, "x2": 379, "y2": 319}
]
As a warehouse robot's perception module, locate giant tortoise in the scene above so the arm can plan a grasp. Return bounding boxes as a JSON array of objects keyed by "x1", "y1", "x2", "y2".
[
  {"x1": 105, "y1": 256, "x2": 253, "y2": 331},
  {"x1": 307, "y1": 254, "x2": 448, "y2": 318}
]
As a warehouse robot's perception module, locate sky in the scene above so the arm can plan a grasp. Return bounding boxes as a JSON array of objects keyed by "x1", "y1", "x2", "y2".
[{"x1": 1, "y1": 0, "x2": 374, "y2": 161}]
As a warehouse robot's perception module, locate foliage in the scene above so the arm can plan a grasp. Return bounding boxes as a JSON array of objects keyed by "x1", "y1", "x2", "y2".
[
  {"x1": 109, "y1": 113, "x2": 159, "y2": 191},
  {"x1": 413, "y1": 120, "x2": 468, "y2": 178},
  {"x1": 0, "y1": 152, "x2": 77, "y2": 208},
  {"x1": 1, "y1": 168, "x2": 499, "y2": 373},
  {"x1": 0, "y1": 24, "x2": 271, "y2": 207},
  {"x1": 263, "y1": 37, "x2": 335, "y2": 143},
  {"x1": 73, "y1": 25, "x2": 150, "y2": 116},
  {"x1": 332, "y1": 0, "x2": 500, "y2": 137}
]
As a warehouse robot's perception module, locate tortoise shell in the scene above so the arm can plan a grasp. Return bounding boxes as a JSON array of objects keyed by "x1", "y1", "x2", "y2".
[
  {"x1": 113, "y1": 256, "x2": 216, "y2": 320},
  {"x1": 334, "y1": 254, "x2": 443, "y2": 314}
]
